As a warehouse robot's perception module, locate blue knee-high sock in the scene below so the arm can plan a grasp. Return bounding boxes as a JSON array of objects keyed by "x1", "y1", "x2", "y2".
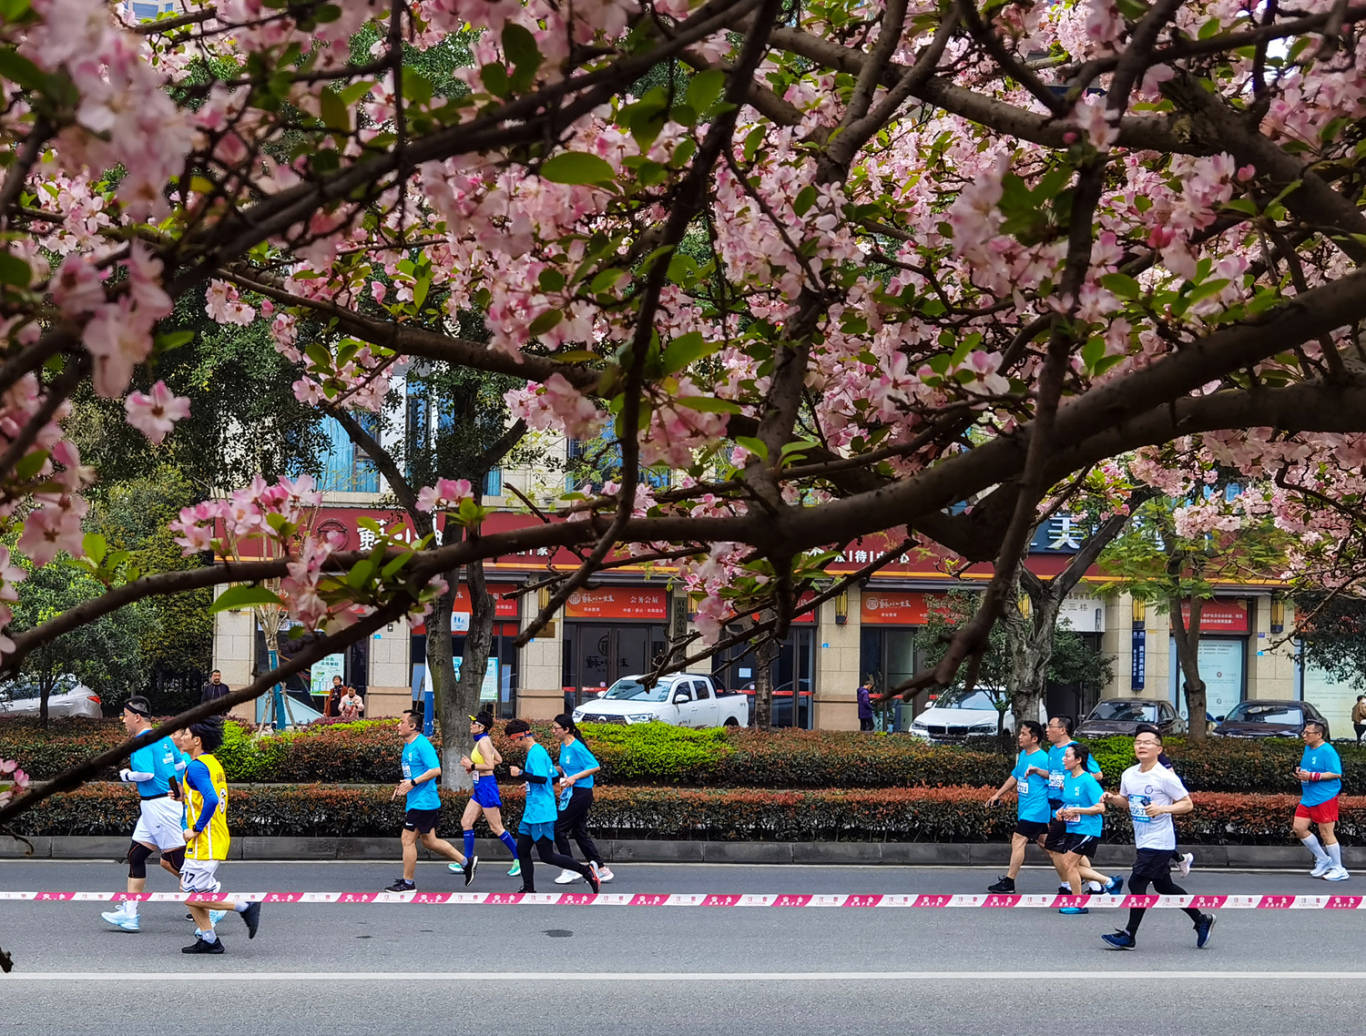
[
  {"x1": 463, "y1": 830, "x2": 476, "y2": 859},
  {"x1": 498, "y1": 831, "x2": 518, "y2": 858}
]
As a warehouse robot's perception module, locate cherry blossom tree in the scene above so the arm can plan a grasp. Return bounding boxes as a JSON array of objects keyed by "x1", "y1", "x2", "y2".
[{"x1": 6, "y1": 0, "x2": 1366, "y2": 821}]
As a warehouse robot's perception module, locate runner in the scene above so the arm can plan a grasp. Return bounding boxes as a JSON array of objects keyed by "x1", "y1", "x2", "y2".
[
  {"x1": 1295, "y1": 719, "x2": 1349, "y2": 881},
  {"x1": 450, "y1": 711, "x2": 522, "y2": 884},
  {"x1": 1054, "y1": 743, "x2": 1117, "y2": 914},
  {"x1": 986, "y1": 720, "x2": 1051, "y2": 893},
  {"x1": 551, "y1": 713, "x2": 614, "y2": 885},
  {"x1": 386, "y1": 709, "x2": 470, "y2": 892},
  {"x1": 100, "y1": 697, "x2": 186, "y2": 933},
  {"x1": 503, "y1": 720, "x2": 600, "y2": 894},
  {"x1": 1043, "y1": 715, "x2": 1119, "y2": 898},
  {"x1": 174, "y1": 718, "x2": 262, "y2": 954},
  {"x1": 1099, "y1": 725, "x2": 1215, "y2": 950}
]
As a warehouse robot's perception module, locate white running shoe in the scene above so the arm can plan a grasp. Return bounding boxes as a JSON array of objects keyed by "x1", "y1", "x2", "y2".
[
  {"x1": 1311, "y1": 859, "x2": 1333, "y2": 878},
  {"x1": 1325, "y1": 867, "x2": 1351, "y2": 882},
  {"x1": 592, "y1": 863, "x2": 614, "y2": 883},
  {"x1": 1086, "y1": 881, "x2": 1105, "y2": 894},
  {"x1": 1178, "y1": 853, "x2": 1194, "y2": 878},
  {"x1": 101, "y1": 910, "x2": 140, "y2": 932},
  {"x1": 553, "y1": 868, "x2": 581, "y2": 885}
]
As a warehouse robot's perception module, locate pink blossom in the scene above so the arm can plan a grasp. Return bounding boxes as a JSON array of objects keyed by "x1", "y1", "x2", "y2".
[
  {"x1": 416, "y1": 478, "x2": 475, "y2": 513},
  {"x1": 124, "y1": 381, "x2": 191, "y2": 444},
  {"x1": 17, "y1": 504, "x2": 84, "y2": 567}
]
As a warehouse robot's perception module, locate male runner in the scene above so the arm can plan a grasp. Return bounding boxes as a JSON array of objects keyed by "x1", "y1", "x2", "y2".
[
  {"x1": 1043, "y1": 715, "x2": 1120, "y2": 897},
  {"x1": 1100, "y1": 725, "x2": 1215, "y2": 949},
  {"x1": 175, "y1": 718, "x2": 262, "y2": 954},
  {"x1": 1295, "y1": 719, "x2": 1348, "y2": 881},
  {"x1": 986, "y1": 720, "x2": 1051, "y2": 893},
  {"x1": 101, "y1": 697, "x2": 185, "y2": 933},
  {"x1": 387, "y1": 709, "x2": 469, "y2": 892}
]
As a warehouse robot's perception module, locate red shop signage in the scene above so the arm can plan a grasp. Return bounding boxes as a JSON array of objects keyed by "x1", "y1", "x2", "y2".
[
  {"x1": 411, "y1": 583, "x2": 520, "y2": 635},
  {"x1": 565, "y1": 587, "x2": 668, "y2": 621},
  {"x1": 1178, "y1": 599, "x2": 1250, "y2": 634},
  {"x1": 860, "y1": 591, "x2": 951, "y2": 626}
]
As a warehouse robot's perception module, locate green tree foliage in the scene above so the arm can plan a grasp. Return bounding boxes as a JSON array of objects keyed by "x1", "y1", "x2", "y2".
[{"x1": 1296, "y1": 593, "x2": 1366, "y2": 692}]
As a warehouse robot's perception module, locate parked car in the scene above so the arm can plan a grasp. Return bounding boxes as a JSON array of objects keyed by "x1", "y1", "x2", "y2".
[
  {"x1": 737, "y1": 681, "x2": 813, "y2": 728},
  {"x1": 1077, "y1": 698, "x2": 1185, "y2": 738},
  {"x1": 909, "y1": 687, "x2": 1043, "y2": 743},
  {"x1": 1211, "y1": 700, "x2": 1329, "y2": 740},
  {"x1": 0, "y1": 674, "x2": 102, "y2": 720},
  {"x1": 571, "y1": 673, "x2": 749, "y2": 728}
]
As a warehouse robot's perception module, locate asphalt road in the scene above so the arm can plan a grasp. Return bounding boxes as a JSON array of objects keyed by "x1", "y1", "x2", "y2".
[{"x1": 3, "y1": 860, "x2": 1364, "y2": 1035}]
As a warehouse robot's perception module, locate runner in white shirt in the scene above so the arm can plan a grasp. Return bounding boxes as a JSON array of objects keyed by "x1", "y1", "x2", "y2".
[{"x1": 1099, "y1": 725, "x2": 1215, "y2": 950}]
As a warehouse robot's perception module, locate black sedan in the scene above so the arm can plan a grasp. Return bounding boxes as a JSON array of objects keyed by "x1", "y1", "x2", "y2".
[
  {"x1": 1211, "y1": 700, "x2": 1330, "y2": 740},
  {"x1": 1076, "y1": 698, "x2": 1185, "y2": 738}
]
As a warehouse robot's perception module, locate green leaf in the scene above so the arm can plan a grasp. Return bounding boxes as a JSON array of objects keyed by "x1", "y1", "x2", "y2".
[
  {"x1": 210, "y1": 585, "x2": 286, "y2": 614},
  {"x1": 686, "y1": 69, "x2": 726, "y2": 114},
  {"x1": 541, "y1": 151, "x2": 617, "y2": 185},
  {"x1": 538, "y1": 268, "x2": 566, "y2": 292},
  {"x1": 590, "y1": 267, "x2": 628, "y2": 294},
  {"x1": 480, "y1": 62, "x2": 510, "y2": 98},
  {"x1": 528, "y1": 309, "x2": 563, "y2": 336},
  {"x1": 502, "y1": 22, "x2": 543, "y2": 92},
  {"x1": 793, "y1": 185, "x2": 818, "y2": 217},
  {"x1": 346, "y1": 559, "x2": 375, "y2": 589},
  {"x1": 1099, "y1": 273, "x2": 1142, "y2": 298},
  {"x1": 320, "y1": 88, "x2": 349, "y2": 132},
  {"x1": 0, "y1": 47, "x2": 47, "y2": 92},
  {"x1": 735, "y1": 436, "x2": 769, "y2": 462},
  {"x1": 13, "y1": 449, "x2": 47, "y2": 481},
  {"x1": 83, "y1": 533, "x2": 107, "y2": 566},
  {"x1": 155, "y1": 330, "x2": 195, "y2": 352},
  {"x1": 0, "y1": 251, "x2": 32, "y2": 287},
  {"x1": 662, "y1": 332, "x2": 719, "y2": 373},
  {"x1": 674, "y1": 395, "x2": 742, "y2": 414}
]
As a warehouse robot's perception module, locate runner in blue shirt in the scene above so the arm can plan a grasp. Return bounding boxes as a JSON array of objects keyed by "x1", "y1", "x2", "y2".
[
  {"x1": 1042, "y1": 715, "x2": 1116, "y2": 896},
  {"x1": 385, "y1": 709, "x2": 469, "y2": 892},
  {"x1": 1294, "y1": 720, "x2": 1348, "y2": 880},
  {"x1": 986, "y1": 720, "x2": 1051, "y2": 893},
  {"x1": 1054, "y1": 743, "x2": 1112, "y2": 914},
  {"x1": 551, "y1": 714, "x2": 613, "y2": 886},
  {"x1": 504, "y1": 720, "x2": 599, "y2": 895}
]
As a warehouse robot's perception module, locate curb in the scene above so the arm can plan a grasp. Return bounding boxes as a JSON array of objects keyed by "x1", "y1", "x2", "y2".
[{"x1": 3, "y1": 836, "x2": 1362, "y2": 870}]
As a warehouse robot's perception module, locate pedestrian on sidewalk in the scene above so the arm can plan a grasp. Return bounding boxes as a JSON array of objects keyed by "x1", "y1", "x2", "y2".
[
  {"x1": 551, "y1": 714, "x2": 613, "y2": 886},
  {"x1": 385, "y1": 709, "x2": 468, "y2": 892},
  {"x1": 1099, "y1": 725, "x2": 1215, "y2": 951},
  {"x1": 452, "y1": 711, "x2": 521, "y2": 885},
  {"x1": 325, "y1": 676, "x2": 344, "y2": 717},
  {"x1": 200, "y1": 670, "x2": 229, "y2": 704},
  {"x1": 101, "y1": 697, "x2": 186, "y2": 933},
  {"x1": 986, "y1": 720, "x2": 1051, "y2": 893},
  {"x1": 504, "y1": 719, "x2": 600, "y2": 895},
  {"x1": 857, "y1": 681, "x2": 874, "y2": 732},
  {"x1": 1295, "y1": 719, "x2": 1349, "y2": 881},
  {"x1": 1353, "y1": 696, "x2": 1366, "y2": 743},
  {"x1": 173, "y1": 718, "x2": 262, "y2": 954},
  {"x1": 1053, "y1": 743, "x2": 1120, "y2": 914},
  {"x1": 338, "y1": 686, "x2": 365, "y2": 721}
]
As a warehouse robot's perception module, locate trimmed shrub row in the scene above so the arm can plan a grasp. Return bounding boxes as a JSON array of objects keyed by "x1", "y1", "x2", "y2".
[
  {"x1": 7, "y1": 782, "x2": 1356, "y2": 845},
  {"x1": 1, "y1": 717, "x2": 1357, "y2": 794}
]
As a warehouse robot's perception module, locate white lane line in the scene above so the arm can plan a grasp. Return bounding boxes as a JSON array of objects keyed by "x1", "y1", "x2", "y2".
[{"x1": 5, "y1": 971, "x2": 1365, "y2": 982}]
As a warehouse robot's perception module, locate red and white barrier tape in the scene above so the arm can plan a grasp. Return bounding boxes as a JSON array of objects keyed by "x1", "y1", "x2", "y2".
[{"x1": 0, "y1": 891, "x2": 1361, "y2": 909}]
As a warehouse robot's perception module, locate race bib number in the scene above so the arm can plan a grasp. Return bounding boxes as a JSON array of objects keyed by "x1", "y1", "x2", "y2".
[
  {"x1": 1017, "y1": 778, "x2": 1030, "y2": 795},
  {"x1": 1129, "y1": 795, "x2": 1152, "y2": 824},
  {"x1": 1049, "y1": 770, "x2": 1064, "y2": 791}
]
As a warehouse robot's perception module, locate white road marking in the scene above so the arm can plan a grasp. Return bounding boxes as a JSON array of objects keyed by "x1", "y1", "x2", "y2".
[{"x1": 5, "y1": 971, "x2": 1366, "y2": 982}]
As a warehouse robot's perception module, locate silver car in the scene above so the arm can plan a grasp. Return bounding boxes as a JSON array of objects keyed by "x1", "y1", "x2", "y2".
[{"x1": 0, "y1": 675, "x2": 103, "y2": 719}]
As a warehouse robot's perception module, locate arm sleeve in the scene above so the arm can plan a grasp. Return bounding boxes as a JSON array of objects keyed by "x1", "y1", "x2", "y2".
[
  {"x1": 125, "y1": 745, "x2": 155, "y2": 783},
  {"x1": 520, "y1": 772, "x2": 549, "y2": 785},
  {"x1": 184, "y1": 761, "x2": 218, "y2": 830}
]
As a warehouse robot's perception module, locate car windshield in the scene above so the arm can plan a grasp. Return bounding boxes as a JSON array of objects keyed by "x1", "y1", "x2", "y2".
[
  {"x1": 1224, "y1": 703, "x2": 1302, "y2": 725},
  {"x1": 602, "y1": 679, "x2": 669, "y2": 702},
  {"x1": 933, "y1": 688, "x2": 1000, "y2": 711},
  {"x1": 1089, "y1": 701, "x2": 1158, "y2": 723}
]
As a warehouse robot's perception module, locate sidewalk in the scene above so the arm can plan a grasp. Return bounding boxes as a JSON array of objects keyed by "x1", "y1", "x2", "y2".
[{"x1": 3, "y1": 836, "x2": 1360, "y2": 869}]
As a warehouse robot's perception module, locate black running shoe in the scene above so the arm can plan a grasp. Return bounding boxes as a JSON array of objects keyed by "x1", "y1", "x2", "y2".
[
  {"x1": 1195, "y1": 914, "x2": 1216, "y2": 949},
  {"x1": 987, "y1": 876, "x2": 1015, "y2": 894},
  {"x1": 1058, "y1": 884, "x2": 1072, "y2": 896},
  {"x1": 585, "y1": 869, "x2": 601, "y2": 895},
  {"x1": 182, "y1": 935, "x2": 225, "y2": 955},
  {"x1": 385, "y1": 879, "x2": 416, "y2": 892},
  {"x1": 515, "y1": 885, "x2": 535, "y2": 894},
  {"x1": 463, "y1": 856, "x2": 479, "y2": 887},
  {"x1": 240, "y1": 901, "x2": 261, "y2": 939}
]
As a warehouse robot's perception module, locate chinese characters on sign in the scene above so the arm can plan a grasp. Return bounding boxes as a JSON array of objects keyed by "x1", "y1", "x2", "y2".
[
  {"x1": 1131, "y1": 630, "x2": 1146, "y2": 690},
  {"x1": 1030, "y1": 514, "x2": 1089, "y2": 553},
  {"x1": 564, "y1": 587, "x2": 669, "y2": 621}
]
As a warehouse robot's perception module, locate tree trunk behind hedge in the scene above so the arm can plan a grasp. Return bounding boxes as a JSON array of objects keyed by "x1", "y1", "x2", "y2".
[{"x1": 1171, "y1": 595, "x2": 1209, "y2": 743}]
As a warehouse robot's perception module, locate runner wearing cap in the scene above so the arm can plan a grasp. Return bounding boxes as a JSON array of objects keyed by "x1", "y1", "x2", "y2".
[
  {"x1": 449, "y1": 711, "x2": 521, "y2": 886},
  {"x1": 173, "y1": 718, "x2": 262, "y2": 955},
  {"x1": 1099, "y1": 725, "x2": 1215, "y2": 950},
  {"x1": 1043, "y1": 715, "x2": 1120, "y2": 898},
  {"x1": 986, "y1": 720, "x2": 1051, "y2": 893},
  {"x1": 504, "y1": 719, "x2": 600, "y2": 894},
  {"x1": 1054, "y1": 743, "x2": 1113, "y2": 915},
  {"x1": 386, "y1": 709, "x2": 470, "y2": 893},
  {"x1": 1295, "y1": 719, "x2": 1349, "y2": 881},
  {"x1": 101, "y1": 696, "x2": 186, "y2": 933}
]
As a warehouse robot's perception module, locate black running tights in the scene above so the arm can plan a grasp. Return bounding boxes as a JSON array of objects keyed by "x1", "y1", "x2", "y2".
[
  {"x1": 1126, "y1": 872, "x2": 1203, "y2": 935},
  {"x1": 554, "y1": 786, "x2": 602, "y2": 864},
  {"x1": 516, "y1": 833, "x2": 593, "y2": 892}
]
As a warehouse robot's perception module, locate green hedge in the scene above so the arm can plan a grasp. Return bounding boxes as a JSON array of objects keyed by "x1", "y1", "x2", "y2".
[
  {"x1": 6, "y1": 782, "x2": 1358, "y2": 845},
  {"x1": 0, "y1": 717, "x2": 1356, "y2": 794}
]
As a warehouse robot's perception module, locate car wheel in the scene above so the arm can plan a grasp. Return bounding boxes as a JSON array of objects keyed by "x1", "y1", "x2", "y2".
[{"x1": 724, "y1": 717, "x2": 739, "y2": 727}]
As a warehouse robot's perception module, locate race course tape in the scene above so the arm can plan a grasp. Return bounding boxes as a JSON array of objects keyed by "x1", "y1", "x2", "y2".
[{"x1": 0, "y1": 892, "x2": 1362, "y2": 909}]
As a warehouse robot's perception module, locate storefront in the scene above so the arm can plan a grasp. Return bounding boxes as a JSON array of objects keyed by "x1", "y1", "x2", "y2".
[
  {"x1": 858, "y1": 590, "x2": 943, "y2": 731},
  {"x1": 710, "y1": 597, "x2": 817, "y2": 728},
  {"x1": 561, "y1": 586, "x2": 671, "y2": 707},
  {"x1": 1169, "y1": 599, "x2": 1250, "y2": 721},
  {"x1": 411, "y1": 583, "x2": 522, "y2": 719}
]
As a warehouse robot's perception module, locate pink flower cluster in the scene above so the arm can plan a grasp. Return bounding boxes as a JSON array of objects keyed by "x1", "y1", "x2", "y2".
[
  {"x1": 416, "y1": 478, "x2": 474, "y2": 513},
  {"x1": 169, "y1": 474, "x2": 325, "y2": 557}
]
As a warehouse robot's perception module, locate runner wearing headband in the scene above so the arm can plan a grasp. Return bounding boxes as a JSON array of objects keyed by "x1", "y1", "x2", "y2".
[{"x1": 504, "y1": 720, "x2": 599, "y2": 894}]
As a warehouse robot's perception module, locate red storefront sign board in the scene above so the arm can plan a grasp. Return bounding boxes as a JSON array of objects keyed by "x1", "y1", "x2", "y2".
[
  {"x1": 410, "y1": 583, "x2": 520, "y2": 635},
  {"x1": 564, "y1": 587, "x2": 668, "y2": 621},
  {"x1": 1178, "y1": 599, "x2": 1250, "y2": 634},
  {"x1": 859, "y1": 591, "x2": 954, "y2": 625}
]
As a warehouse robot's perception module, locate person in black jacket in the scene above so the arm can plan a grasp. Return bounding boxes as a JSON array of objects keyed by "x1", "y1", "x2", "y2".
[{"x1": 201, "y1": 670, "x2": 229, "y2": 703}]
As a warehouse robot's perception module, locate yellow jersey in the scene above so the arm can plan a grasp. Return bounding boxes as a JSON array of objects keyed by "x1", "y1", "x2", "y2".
[{"x1": 184, "y1": 752, "x2": 230, "y2": 861}]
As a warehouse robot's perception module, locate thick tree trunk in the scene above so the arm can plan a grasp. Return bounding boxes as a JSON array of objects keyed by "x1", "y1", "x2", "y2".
[
  {"x1": 428, "y1": 573, "x2": 472, "y2": 791},
  {"x1": 753, "y1": 616, "x2": 778, "y2": 731},
  {"x1": 1171, "y1": 595, "x2": 1208, "y2": 743}
]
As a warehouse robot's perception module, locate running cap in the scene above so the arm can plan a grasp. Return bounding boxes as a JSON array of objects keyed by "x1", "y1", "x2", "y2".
[
  {"x1": 124, "y1": 696, "x2": 152, "y2": 717},
  {"x1": 470, "y1": 711, "x2": 494, "y2": 729}
]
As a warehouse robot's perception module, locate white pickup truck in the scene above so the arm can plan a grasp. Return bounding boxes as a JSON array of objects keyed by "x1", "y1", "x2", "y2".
[{"x1": 571, "y1": 673, "x2": 749, "y2": 728}]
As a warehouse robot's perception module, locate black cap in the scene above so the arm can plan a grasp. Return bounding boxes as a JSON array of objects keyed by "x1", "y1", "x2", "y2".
[
  {"x1": 124, "y1": 696, "x2": 152, "y2": 717},
  {"x1": 472, "y1": 711, "x2": 495, "y2": 730},
  {"x1": 505, "y1": 719, "x2": 531, "y2": 736}
]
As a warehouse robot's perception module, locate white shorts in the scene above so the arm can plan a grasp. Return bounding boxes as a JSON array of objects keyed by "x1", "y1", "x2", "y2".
[
  {"x1": 180, "y1": 860, "x2": 222, "y2": 895},
  {"x1": 132, "y1": 797, "x2": 186, "y2": 852}
]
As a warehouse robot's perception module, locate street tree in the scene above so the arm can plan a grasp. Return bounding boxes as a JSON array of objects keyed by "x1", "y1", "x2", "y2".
[{"x1": 10, "y1": 1, "x2": 1366, "y2": 823}]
